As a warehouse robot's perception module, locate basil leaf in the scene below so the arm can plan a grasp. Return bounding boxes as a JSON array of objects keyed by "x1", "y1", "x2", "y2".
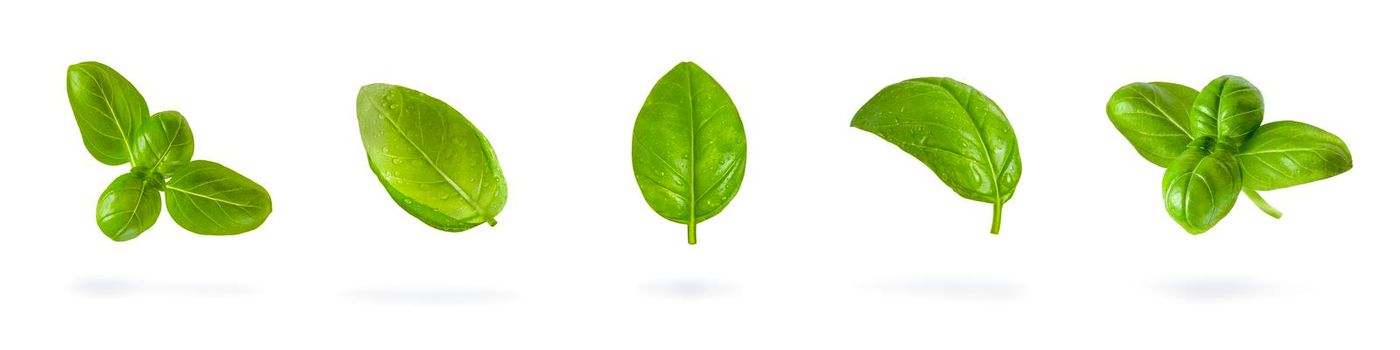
[
  {"x1": 132, "y1": 111, "x2": 195, "y2": 177},
  {"x1": 96, "y1": 172, "x2": 162, "y2": 241},
  {"x1": 1189, "y1": 75, "x2": 1263, "y2": 145},
  {"x1": 1162, "y1": 137, "x2": 1243, "y2": 234},
  {"x1": 1106, "y1": 82, "x2": 1197, "y2": 167},
  {"x1": 356, "y1": 84, "x2": 508, "y2": 232},
  {"x1": 851, "y1": 77, "x2": 1022, "y2": 234},
  {"x1": 1237, "y1": 121, "x2": 1353, "y2": 190},
  {"x1": 66, "y1": 61, "x2": 149, "y2": 165},
  {"x1": 631, "y1": 62, "x2": 746, "y2": 245},
  {"x1": 164, "y1": 160, "x2": 272, "y2": 235}
]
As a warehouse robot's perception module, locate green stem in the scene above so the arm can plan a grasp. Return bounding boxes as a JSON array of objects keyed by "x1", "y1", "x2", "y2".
[
  {"x1": 1243, "y1": 189, "x2": 1283, "y2": 219},
  {"x1": 990, "y1": 201, "x2": 1003, "y2": 235},
  {"x1": 687, "y1": 221, "x2": 697, "y2": 245}
]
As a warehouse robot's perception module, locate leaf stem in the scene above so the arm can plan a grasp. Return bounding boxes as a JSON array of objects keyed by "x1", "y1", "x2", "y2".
[
  {"x1": 687, "y1": 221, "x2": 697, "y2": 245},
  {"x1": 990, "y1": 201, "x2": 1003, "y2": 234},
  {"x1": 1243, "y1": 189, "x2": 1283, "y2": 219}
]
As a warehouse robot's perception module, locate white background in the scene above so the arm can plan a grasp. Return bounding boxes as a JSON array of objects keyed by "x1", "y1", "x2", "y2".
[{"x1": 1, "y1": 0, "x2": 1396, "y2": 348}]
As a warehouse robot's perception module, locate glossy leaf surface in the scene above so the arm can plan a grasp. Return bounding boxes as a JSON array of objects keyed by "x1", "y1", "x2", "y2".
[
  {"x1": 1106, "y1": 82, "x2": 1197, "y2": 167},
  {"x1": 1237, "y1": 121, "x2": 1352, "y2": 191},
  {"x1": 1189, "y1": 75, "x2": 1263, "y2": 145},
  {"x1": 1162, "y1": 137, "x2": 1242, "y2": 234},
  {"x1": 357, "y1": 84, "x2": 507, "y2": 232},
  {"x1": 132, "y1": 111, "x2": 195, "y2": 177},
  {"x1": 164, "y1": 161, "x2": 272, "y2": 235},
  {"x1": 632, "y1": 62, "x2": 746, "y2": 244},
  {"x1": 95, "y1": 173, "x2": 162, "y2": 241},
  {"x1": 851, "y1": 77, "x2": 1021, "y2": 233},
  {"x1": 66, "y1": 61, "x2": 149, "y2": 165}
]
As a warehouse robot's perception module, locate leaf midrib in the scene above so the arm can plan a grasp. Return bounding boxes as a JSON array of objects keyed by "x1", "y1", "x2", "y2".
[
  {"x1": 379, "y1": 94, "x2": 493, "y2": 224},
  {"x1": 685, "y1": 65, "x2": 697, "y2": 227},
  {"x1": 910, "y1": 79, "x2": 1004, "y2": 203},
  {"x1": 77, "y1": 65, "x2": 136, "y2": 162},
  {"x1": 1127, "y1": 87, "x2": 1192, "y2": 139},
  {"x1": 166, "y1": 185, "x2": 260, "y2": 208},
  {"x1": 115, "y1": 179, "x2": 152, "y2": 236}
]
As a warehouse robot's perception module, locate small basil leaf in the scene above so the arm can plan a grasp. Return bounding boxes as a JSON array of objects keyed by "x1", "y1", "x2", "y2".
[
  {"x1": 1189, "y1": 75, "x2": 1263, "y2": 145},
  {"x1": 164, "y1": 160, "x2": 272, "y2": 235},
  {"x1": 1162, "y1": 137, "x2": 1243, "y2": 234},
  {"x1": 1106, "y1": 82, "x2": 1197, "y2": 167},
  {"x1": 357, "y1": 84, "x2": 508, "y2": 232},
  {"x1": 632, "y1": 62, "x2": 746, "y2": 245},
  {"x1": 1237, "y1": 121, "x2": 1352, "y2": 191},
  {"x1": 96, "y1": 172, "x2": 162, "y2": 241},
  {"x1": 66, "y1": 61, "x2": 149, "y2": 165},
  {"x1": 851, "y1": 77, "x2": 1022, "y2": 234},
  {"x1": 132, "y1": 111, "x2": 195, "y2": 177}
]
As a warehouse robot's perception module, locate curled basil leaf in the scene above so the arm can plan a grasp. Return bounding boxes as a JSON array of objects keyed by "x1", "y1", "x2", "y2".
[
  {"x1": 851, "y1": 77, "x2": 1021, "y2": 234},
  {"x1": 96, "y1": 172, "x2": 163, "y2": 241},
  {"x1": 632, "y1": 62, "x2": 746, "y2": 245},
  {"x1": 1106, "y1": 82, "x2": 1197, "y2": 167},
  {"x1": 66, "y1": 61, "x2": 149, "y2": 165},
  {"x1": 1238, "y1": 121, "x2": 1353, "y2": 191},
  {"x1": 357, "y1": 83, "x2": 508, "y2": 232},
  {"x1": 1189, "y1": 75, "x2": 1263, "y2": 145},
  {"x1": 164, "y1": 161, "x2": 272, "y2": 235},
  {"x1": 1163, "y1": 137, "x2": 1242, "y2": 234},
  {"x1": 132, "y1": 111, "x2": 195, "y2": 177}
]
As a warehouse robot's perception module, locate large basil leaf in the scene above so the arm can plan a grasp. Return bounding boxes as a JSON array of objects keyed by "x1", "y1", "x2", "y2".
[
  {"x1": 1237, "y1": 121, "x2": 1352, "y2": 191},
  {"x1": 632, "y1": 62, "x2": 746, "y2": 244},
  {"x1": 66, "y1": 61, "x2": 149, "y2": 165},
  {"x1": 164, "y1": 161, "x2": 273, "y2": 235},
  {"x1": 132, "y1": 111, "x2": 195, "y2": 177},
  {"x1": 1189, "y1": 75, "x2": 1263, "y2": 145},
  {"x1": 95, "y1": 173, "x2": 163, "y2": 241},
  {"x1": 1162, "y1": 137, "x2": 1242, "y2": 234},
  {"x1": 851, "y1": 77, "x2": 1021, "y2": 234},
  {"x1": 1106, "y1": 82, "x2": 1197, "y2": 167},
  {"x1": 357, "y1": 84, "x2": 508, "y2": 232}
]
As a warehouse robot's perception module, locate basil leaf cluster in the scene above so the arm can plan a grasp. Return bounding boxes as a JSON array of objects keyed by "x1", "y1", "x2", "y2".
[
  {"x1": 1107, "y1": 75, "x2": 1352, "y2": 234},
  {"x1": 67, "y1": 62, "x2": 273, "y2": 241}
]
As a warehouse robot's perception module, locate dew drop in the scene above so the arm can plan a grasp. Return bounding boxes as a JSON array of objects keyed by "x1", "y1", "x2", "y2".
[{"x1": 392, "y1": 159, "x2": 404, "y2": 165}]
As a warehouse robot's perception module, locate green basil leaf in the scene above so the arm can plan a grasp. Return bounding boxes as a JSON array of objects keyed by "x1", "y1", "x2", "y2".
[
  {"x1": 164, "y1": 160, "x2": 272, "y2": 235},
  {"x1": 356, "y1": 84, "x2": 508, "y2": 232},
  {"x1": 96, "y1": 172, "x2": 162, "y2": 241},
  {"x1": 1162, "y1": 137, "x2": 1243, "y2": 234},
  {"x1": 66, "y1": 61, "x2": 149, "y2": 165},
  {"x1": 1189, "y1": 75, "x2": 1263, "y2": 145},
  {"x1": 1237, "y1": 121, "x2": 1353, "y2": 190},
  {"x1": 851, "y1": 77, "x2": 1021, "y2": 234},
  {"x1": 632, "y1": 62, "x2": 746, "y2": 245},
  {"x1": 1106, "y1": 82, "x2": 1197, "y2": 167},
  {"x1": 132, "y1": 111, "x2": 195, "y2": 177}
]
